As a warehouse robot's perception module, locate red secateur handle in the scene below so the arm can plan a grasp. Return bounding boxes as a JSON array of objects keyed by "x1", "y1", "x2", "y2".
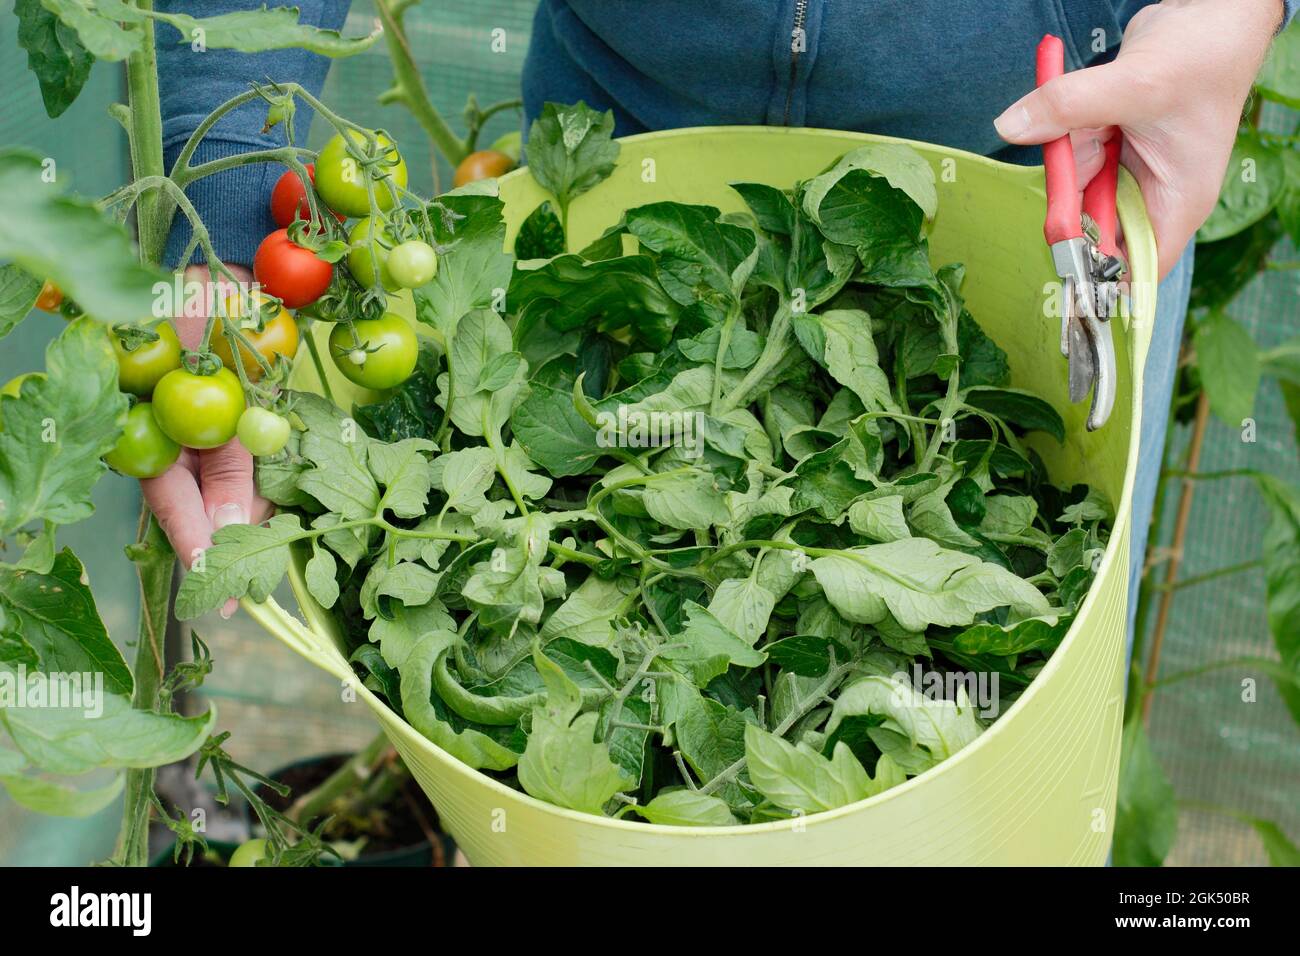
[
  {"x1": 1037, "y1": 35, "x2": 1081, "y2": 245},
  {"x1": 1083, "y1": 135, "x2": 1122, "y2": 259},
  {"x1": 1037, "y1": 34, "x2": 1122, "y2": 255}
]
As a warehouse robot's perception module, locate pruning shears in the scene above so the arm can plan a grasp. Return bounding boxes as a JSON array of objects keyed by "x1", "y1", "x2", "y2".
[{"x1": 1037, "y1": 34, "x2": 1126, "y2": 432}]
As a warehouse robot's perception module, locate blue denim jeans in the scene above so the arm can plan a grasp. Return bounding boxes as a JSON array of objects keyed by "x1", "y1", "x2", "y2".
[{"x1": 1126, "y1": 243, "x2": 1195, "y2": 658}]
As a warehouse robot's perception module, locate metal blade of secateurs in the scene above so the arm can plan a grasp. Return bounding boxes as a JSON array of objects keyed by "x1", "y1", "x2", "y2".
[
  {"x1": 1084, "y1": 311, "x2": 1117, "y2": 431},
  {"x1": 1066, "y1": 315, "x2": 1094, "y2": 404}
]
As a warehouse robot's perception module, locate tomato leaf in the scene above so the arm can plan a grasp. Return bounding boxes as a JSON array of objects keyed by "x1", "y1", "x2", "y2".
[
  {"x1": 1198, "y1": 131, "x2": 1287, "y2": 243},
  {"x1": 1113, "y1": 716, "x2": 1177, "y2": 867},
  {"x1": 524, "y1": 101, "x2": 620, "y2": 221},
  {"x1": 0, "y1": 150, "x2": 163, "y2": 326},
  {"x1": 1, "y1": 675, "x2": 216, "y2": 776},
  {"x1": 514, "y1": 200, "x2": 566, "y2": 260},
  {"x1": 13, "y1": 0, "x2": 93, "y2": 119},
  {"x1": 418, "y1": 194, "x2": 513, "y2": 341},
  {"x1": 1245, "y1": 816, "x2": 1300, "y2": 867},
  {"x1": 0, "y1": 768, "x2": 123, "y2": 818},
  {"x1": 963, "y1": 386, "x2": 1066, "y2": 443},
  {"x1": 174, "y1": 514, "x2": 303, "y2": 620},
  {"x1": 0, "y1": 320, "x2": 127, "y2": 535},
  {"x1": 0, "y1": 265, "x2": 42, "y2": 342},
  {"x1": 812, "y1": 539, "x2": 1051, "y2": 632},
  {"x1": 35, "y1": 0, "x2": 140, "y2": 60},
  {"x1": 147, "y1": 5, "x2": 381, "y2": 57},
  {"x1": 1194, "y1": 311, "x2": 1261, "y2": 426},
  {"x1": 1253, "y1": 473, "x2": 1300, "y2": 726},
  {"x1": 509, "y1": 253, "x2": 680, "y2": 350},
  {"x1": 0, "y1": 549, "x2": 132, "y2": 696},
  {"x1": 510, "y1": 382, "x2": 603, "y2": 478},
  {"x1": 630, "y1": 789, "x2": 739, "y2": 826},
  {"x1": 1256, "y1": 19, "x2": 1300, "y2": 109}
]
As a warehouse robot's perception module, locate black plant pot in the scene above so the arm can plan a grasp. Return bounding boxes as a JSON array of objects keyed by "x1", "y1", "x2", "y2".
[{"x1": 259, "y1": 752, "x2": 456, "y2": 867}]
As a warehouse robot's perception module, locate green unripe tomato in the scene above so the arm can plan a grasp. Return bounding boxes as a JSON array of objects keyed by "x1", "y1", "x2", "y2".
[
  {"x1": 347, "y1": 217, "x2": 399, "y2": 291},
  {"x1": 113, "y1": 322, "x2": 182, "y2": 397},
  {"x1": 315, "y1": 130, "x2": 408, "y2": 218},
  {"x1": 229, "y1": 838, "x2": 270, "y2": 868},
  {"x1": 328, "y1": 313, "x2": 418, "y2": 390},
  {"x1": 489, "y1": 129, "x2": 522, "y2": 164},
  {"x1": 105, "y1": 403, "x2": 181, "y2": 479},
  {"x1": 387, "y1": 240, "x2": 437, "y2": 288},
  {"x1": 151, "y1": 367, "x2": 245, "y2": 450},
  {"x1": 237, "y1": 407, "x2": 291, "y2": 457}
]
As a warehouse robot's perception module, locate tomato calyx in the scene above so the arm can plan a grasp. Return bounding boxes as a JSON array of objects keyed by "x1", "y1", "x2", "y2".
[
  {"x1": 284, "y1": 220, "x2": 348, "y2": 262},
  {"x1": 340, "y1": 127, "x2": 404, "y2": 176},
  {"x1": 331, "y1": 335, "x2": 385, "y2": 364},
  {"x1": 113, "y1": 324, "x2": 161, "y2": 352},
  {"x1": 179, "y1": 349, "x2": 227, "y2": 377}
]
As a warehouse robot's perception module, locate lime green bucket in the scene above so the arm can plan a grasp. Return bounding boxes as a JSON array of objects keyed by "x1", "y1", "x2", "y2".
[{"x1": 244, "y1": 127, "x2": 1157, "y2": 866}]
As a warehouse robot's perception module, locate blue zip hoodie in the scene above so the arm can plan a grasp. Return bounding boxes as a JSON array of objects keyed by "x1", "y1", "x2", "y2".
[{"x1": 159, "y1": 0, "x2": 1294, "y2": 266}]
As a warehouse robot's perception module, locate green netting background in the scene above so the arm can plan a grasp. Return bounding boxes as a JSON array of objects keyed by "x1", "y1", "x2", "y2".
[
  {"x1": 1148, "y1": 106, "x2": 1300, "y2": 864},
  {"x1": 0, "y1": 0, "x2": 1295, "y2": 865}
]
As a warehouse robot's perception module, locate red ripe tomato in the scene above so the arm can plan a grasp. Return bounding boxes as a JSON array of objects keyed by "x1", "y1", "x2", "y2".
[
  {"x1": 269, "y1": 164, "x2": 344, "y2": 229},
  {"x1": 252, "y1": 229, "x2": 333, "y2": 309}
]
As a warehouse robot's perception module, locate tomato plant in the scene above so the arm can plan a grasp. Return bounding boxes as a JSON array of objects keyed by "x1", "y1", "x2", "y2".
[
  {"x1": 387, "y1": 240, "x2": 437, "y2": 288},
  {"x1": 212, "y1": 294, "x2": 299, "y2": 382},
  {"x1": 0, "y1": 1, "x2": 455, "y2": 870},
  {"x1": 104, "y1": 402, "x2": 180, "y2": 479},
  {"x1": 329, "y1": 313, "x2": 418, "y2": 389},
  {"x1": 453, "y1": 149, "x2": 515, "y2": 187},
  {"x1": 315, "y1": 129, "x2": 408, "y2": 217},
  {"x1": 113, "y1": 321, "x2": 182, "y2": 396},
  {"x1": 237, "y1": 406, "x2": 291, "y2": 457},
  {"x1": 151, "y1": 367, "x2": 245, "y2": 450},
  {"x1": 253, "y1": 229, "x2": 333, "y2": 309}
]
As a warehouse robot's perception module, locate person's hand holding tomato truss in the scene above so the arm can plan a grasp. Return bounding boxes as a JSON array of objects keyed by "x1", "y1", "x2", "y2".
[{"x1": 140, "y1": 264, "x2": 272, "y2": 619}]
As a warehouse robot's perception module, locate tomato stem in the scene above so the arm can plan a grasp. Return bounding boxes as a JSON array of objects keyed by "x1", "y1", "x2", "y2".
[{"x1": 374, "y1": 0, "x2": 469, "y2": 166}]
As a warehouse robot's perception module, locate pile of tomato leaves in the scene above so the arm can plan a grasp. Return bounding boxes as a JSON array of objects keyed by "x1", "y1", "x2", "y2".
[{"x1": 177, "y1": 110, "x2": 1112, "y2": 826}]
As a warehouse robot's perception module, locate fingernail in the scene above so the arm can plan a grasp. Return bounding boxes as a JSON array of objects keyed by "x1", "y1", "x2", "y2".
[
  {"x1": 994, "y1": 105, "x2": 1032, "y2": 140},
  {"x1": 220, "y1": 598, "x2": 237, "y2": 620},
  {"x1": 213, "y1": 503, "x2": 246, "y2": 530},
  {"x1": 1079, "y1": 137, "x2": 1101, "y2": 161}
]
